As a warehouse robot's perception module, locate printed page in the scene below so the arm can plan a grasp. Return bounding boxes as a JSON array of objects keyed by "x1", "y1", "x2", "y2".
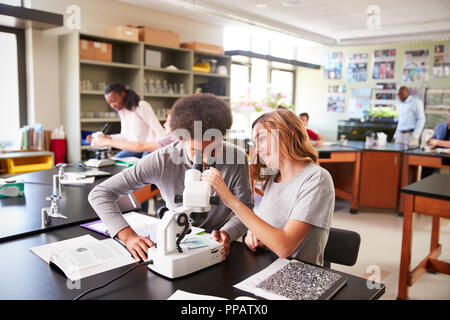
[
  {"x1": 60, "y1": 174, "x2": 95, "y2": 185},
  {"x1": 29, "y1": 235, "x2": 99, "y2": 263},
  {"x1": 167, "y1": 290, "x2": 227, "y2": 300},
  {"x1": 233, "y1": 258, "x2": 290, "y2": 300},
  {"x1": 50, "y1": 238, "x2": 135, "y2": 281}
]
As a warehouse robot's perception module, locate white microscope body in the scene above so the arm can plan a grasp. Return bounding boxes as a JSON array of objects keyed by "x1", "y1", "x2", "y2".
[
  {"x1": 147, "y1": 164, "x2": 222, "y2": 279},
  {"x1": 86, "y1": 131, "x2": 115, "y2": 167}
]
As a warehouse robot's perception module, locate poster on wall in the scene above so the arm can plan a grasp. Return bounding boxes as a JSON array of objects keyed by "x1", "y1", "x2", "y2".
[
  {"x1": 327, "y1": 85, "x2": 346, "y2": 113},
  {"x1": 346, "y1": 53, "x2": 368, "y2": 82},
  {"x1": 372, "y1": 49, "x2": 396, "y2": 80},
  {"x1": 402, "y1": 49, "x2": 429, "y2": 82},
  {"x1": 373, "y1": 82, "x2": 397, "y2": 109},
  {"x1": 432, "y1": 44, "x2": 450, "y2": 78},
  {"x1": 348, "y1": 88, "x2": 371, "y2": 119},
  {"x1": 323, "y1": 52, "x2": 343, "y2": 80},
  {"x1": 408, "y1": 87, "x2": 425, "y2": 102}
]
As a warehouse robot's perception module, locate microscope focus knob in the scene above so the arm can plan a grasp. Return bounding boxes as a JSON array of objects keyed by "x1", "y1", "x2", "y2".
[
  {"x1": 176, "y1": 213, "x2": 189, "y2": 226},
  {"x1": 156, "y1": 206, "x2": 169, "y2": 219}
]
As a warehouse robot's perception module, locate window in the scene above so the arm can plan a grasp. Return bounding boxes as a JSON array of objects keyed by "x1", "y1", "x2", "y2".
[
  {"x1": 270, "y1": 69, "x2": 295, "y2": 106},
  {"x1": 0, "y1": 26, "x2": 27, "y2": 144},
  {"x1": 226, "y1": 25, "x2": 298, "y2": 110},
  {"x1": 230, "y1": 63, "x2": 250, "y2": 102}
]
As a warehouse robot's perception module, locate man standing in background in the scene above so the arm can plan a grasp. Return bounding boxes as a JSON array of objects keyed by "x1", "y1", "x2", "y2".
[{"x1": 393, "y1": 86, "x2": 426, "y2": 146}]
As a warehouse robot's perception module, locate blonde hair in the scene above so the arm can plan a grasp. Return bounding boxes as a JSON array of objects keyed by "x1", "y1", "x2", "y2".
[{"x1": 251, "y1": 109, "x2": 318, "y2": 187}]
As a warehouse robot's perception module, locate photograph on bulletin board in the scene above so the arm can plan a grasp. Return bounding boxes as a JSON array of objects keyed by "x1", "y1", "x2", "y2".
[
  {"x1": 402, "y1": 49, "x2": 429, "y2": 82},
  {"x1": 372, "y1": 49, "x2": 396, "y2": 80},
  {"x1": 346, "y1": 53, "x2": 368, "y2": 82},
  {"x1": 327, "y1": 85, "x2": 346, "y2": 113},
  {"x1": 348, "y1": 88, "x2": 371, "y2": 119},
  {"x1": 432, "y1": 44, "x2": 450, "y2": 78},
  {"x1": 323, "y1": 52, "x2": 343, "y2": 80}
]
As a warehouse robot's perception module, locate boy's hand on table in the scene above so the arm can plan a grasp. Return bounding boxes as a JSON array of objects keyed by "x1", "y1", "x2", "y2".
[{"x1": 118, "y1": 227, "x2": 154, "y2": 262}]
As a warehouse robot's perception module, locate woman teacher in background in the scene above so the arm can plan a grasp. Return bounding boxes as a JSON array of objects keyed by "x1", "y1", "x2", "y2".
[{"x1": 88, "y1": 83, "x2": 166, "y2": 158}]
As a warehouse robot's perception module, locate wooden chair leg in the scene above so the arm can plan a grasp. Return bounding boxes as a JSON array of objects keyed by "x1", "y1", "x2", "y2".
[{"x1": 398, "y1": 193, "x2": 414, "y2": 300}]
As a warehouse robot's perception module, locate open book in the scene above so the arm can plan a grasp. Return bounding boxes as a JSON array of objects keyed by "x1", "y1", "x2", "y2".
[{"x1": 29, "y1": 235, "x2": 136, "y2": 281}]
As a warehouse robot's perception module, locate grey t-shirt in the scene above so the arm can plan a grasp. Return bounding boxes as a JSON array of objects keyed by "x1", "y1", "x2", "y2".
[
  {"x1": 255, "y1": 163, "x2": 334, "y2": 266},
  {"x1": 88, "y1": 140, "x2": 252, "y2": 241}
]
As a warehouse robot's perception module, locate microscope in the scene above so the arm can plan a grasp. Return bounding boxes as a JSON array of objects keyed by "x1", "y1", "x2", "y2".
[
  {"x1": 85, "y1": 123, "x2": 115, "y2": 168},
  {"x1": 147, "y1": 151, "x2": 222, "y2": 279}
]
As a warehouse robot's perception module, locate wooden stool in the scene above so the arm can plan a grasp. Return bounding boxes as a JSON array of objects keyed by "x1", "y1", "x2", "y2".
[{"x1": 398, "y1": 174, "x2": 450, "y2": 300}]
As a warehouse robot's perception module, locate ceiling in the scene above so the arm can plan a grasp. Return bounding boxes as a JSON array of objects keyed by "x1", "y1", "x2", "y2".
[{"x1": 118, "y1": 0, "x2": 450, "y2": 46}]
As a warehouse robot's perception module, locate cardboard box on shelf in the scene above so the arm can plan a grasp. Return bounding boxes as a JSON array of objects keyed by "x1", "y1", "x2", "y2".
[
  {"x1": 93, "y1": 41, "x2": 112, "y2": 62},
  {"x1": 138, "y1": 26, "x2": 180, "y2": 48},
  {"x1": 104, "y1": 25, "x2": 139, "y2": 41},
  {"x1": 79, "y1": 39, "x2": 94, "y2": 60},
  {"x1": 180, "y1": 42, "x2": 224, "y2": 55}
]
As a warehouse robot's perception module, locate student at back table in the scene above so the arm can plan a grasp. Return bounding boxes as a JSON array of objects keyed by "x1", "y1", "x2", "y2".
[
  {"x1": 299, "y1": 112, "x2": 326, "y2": 147},
  {"x1": 427, "y1": 111, "x2": 450, "y2": 148},
  {"x1": 87, "y1": 83, "x2": 166, "y2": 158}
]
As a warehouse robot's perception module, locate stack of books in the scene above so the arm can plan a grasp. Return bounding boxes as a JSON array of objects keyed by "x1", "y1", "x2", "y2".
[{"x1": 19, "y1": 124, "x2": 44, "y2": 150}]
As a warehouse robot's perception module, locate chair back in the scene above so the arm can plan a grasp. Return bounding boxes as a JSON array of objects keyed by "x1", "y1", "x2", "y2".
[{"x1": 323, "y1": 227, "x2": 361, "y2": 268}]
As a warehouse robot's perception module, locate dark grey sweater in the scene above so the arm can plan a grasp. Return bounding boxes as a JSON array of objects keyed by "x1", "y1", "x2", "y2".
[{"x1": 88, "y1": 140, "x2": 252, "y2": 241}]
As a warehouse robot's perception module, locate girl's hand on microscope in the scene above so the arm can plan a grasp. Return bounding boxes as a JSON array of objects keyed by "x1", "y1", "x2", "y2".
[
  {"x1": 202, "y1": 167, "x2": 236, "y2": 208},
  {"x1": 211, "y1": 230, "x2": 230, "y2": 260},
  {"x1": 244, "y1": 230, "x2": 266, "y2": 252}
]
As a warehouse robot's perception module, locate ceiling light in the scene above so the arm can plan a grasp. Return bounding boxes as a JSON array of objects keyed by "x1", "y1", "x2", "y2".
[{"x1": 256, "y1": 4, "x2": 267, "y2": 9}]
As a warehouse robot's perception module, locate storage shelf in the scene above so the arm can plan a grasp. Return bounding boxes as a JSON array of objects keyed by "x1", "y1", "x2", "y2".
[
  {"x1": 143, "y1": 94, "x2": 189, "y2": 98},
  {"x1": 80, "y1": 59, "x2": 140, "y2": 69},
  {"x1": 193, "y1": 72, "x2": 230, "y2": 78},
  {"x1": 143, "y1": 66, "x2": 191, "y2": 74},
  {"x1": 80, "y1": 90, "x2": 104, "y2": 95},
  {"x1": 60, "y1": 31, "x2": 230, "y2": 162}
]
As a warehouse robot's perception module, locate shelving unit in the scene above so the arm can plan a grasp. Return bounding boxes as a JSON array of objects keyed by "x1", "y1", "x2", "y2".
[{"x1": 59, "y1": 31, "x2": 231, "y2": 162}]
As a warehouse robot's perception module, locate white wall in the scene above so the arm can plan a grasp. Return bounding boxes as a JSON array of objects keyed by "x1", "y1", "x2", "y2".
[{"x1": 27, "y1": 0, "x2": 224, "y2": 130}]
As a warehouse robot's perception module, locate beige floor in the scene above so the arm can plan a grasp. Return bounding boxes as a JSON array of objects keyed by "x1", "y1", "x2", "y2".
[{"x1": 331, "y1": 198, "x2": 450, "y2": 300}]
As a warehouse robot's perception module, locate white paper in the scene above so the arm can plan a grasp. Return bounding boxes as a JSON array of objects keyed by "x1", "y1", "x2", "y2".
[
  {"x1": 233, "y1": 258, "x2": 291, "y2": 300},
  {"x1": 111, "y1": 156, "x2": 140, "y2": 164},
  {"x1": 167, "y1": 290, "x2": 256, "y2": 300},
  {"x1": 30, "y1": 235, "x2": 99, "y2": 263},
  {"x1": 30, "y1": 235, "x2": 136, "y2": 281},
  {"x1": 167, "y1": 290, "x2": 227, "y2": 300},
  {"x1": 320, "y1": 141, "x2": 334, "y2": 147},
  {"x1": 60, "y1": 173, "x2": 95, "y2": 185},
  {"x1": 435, "y1": 148, "x2": 450, "y2": 154},
  {"x1": 50, "y1": 238, "x2": 135, "y2": 281}
]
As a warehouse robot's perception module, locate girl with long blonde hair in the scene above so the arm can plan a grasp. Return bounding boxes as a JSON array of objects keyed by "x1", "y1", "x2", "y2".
[{"x1": 203, "y1": 109, "x2": 335, "y2": 265}]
